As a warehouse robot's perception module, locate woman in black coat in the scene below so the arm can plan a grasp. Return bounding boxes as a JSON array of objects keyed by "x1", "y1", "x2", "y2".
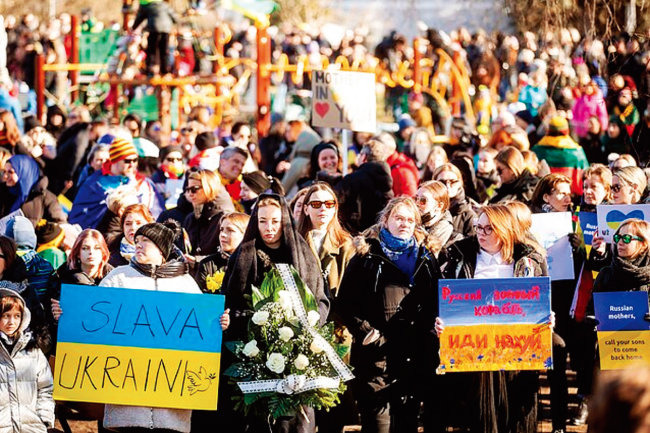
[
  {"x1": 438, "y1": 204, "x2": 548, "y2": 433},
  {"x1": 336, "y1": 197, "x2": 442, "y2": 433},
  {"x1": 221, "y1": 193, "x2": 328, "y2": 433},
  {"x1": 490, "y1": 146, "x2": 539, "y2": 205},
  {"x1": 432, "y1": 163, "x2": 476, "y2": 238}
]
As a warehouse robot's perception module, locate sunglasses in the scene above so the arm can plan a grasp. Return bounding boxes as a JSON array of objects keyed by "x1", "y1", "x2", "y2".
[
  {"x1": 184, "y1": 186, "x2": 201, "y2": 194},
  {"x1": 123, "y1": 158, "x2": 138, "y2": 165},
  {"x1": 414, "y1": 196, "x2": 428, "y2": 206},
  {"x1": 307, "y1": 200, "x2": 336, "y2": 209},
  {"x1": 611, "y1": 184, "x2": 628, "y2": 193},
  {"x1": 613, "y1": 234, "x2": 643, "y2": 244}
]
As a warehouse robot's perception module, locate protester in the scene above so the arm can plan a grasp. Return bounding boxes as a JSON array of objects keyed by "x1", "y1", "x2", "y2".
[
  {"x1": 415, "y1": 180, "x2": 456, "y2": 254},
  {"x1": 432, "y1": 163, "x2": 477, "y2": 238},
  {"x1": 491, "y1": 146, "x2": 539, "y2": 204},
  {"x1": 239, "y1": 171, "x2": 284, "y2": 214},
  {"x1": 55, "y1": 228, "x2": 112, "y2": 287},
  {"x1": 108, "y1": 203, "x2": 154, "y2": 267}
]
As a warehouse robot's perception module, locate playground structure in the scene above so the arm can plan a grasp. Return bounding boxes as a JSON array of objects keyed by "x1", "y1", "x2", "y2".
[{"x1": 34, "y1": 8, "x2": 475, "y2": 139}]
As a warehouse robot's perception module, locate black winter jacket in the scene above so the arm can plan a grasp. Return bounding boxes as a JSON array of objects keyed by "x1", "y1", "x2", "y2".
[
  {"x1": 489, "y1": 169, "x2": 539, "y2": 205},
  {"x1": 0, "y1": 177, "x2": 66, "y2": 227}
]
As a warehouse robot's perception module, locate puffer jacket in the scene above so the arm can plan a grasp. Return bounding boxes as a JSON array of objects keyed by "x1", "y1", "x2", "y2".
[
  {"x1": 99, "y1": 258, "x2": 201, "y2": 433},
  {"x1": 0, "y1": 177, "x2": 66, "y2": 228},
  {"x1": 0, "y1": 287, "x2": 54, "y2": 433}
]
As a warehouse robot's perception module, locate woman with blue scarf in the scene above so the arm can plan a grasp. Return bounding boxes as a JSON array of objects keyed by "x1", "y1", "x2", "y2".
[
  {"x1": 336, "y1": 196, "x2": 442, "y2": 433},
  {"x1": 0, "y1": 154, "x2": 66, "y2": 227}
]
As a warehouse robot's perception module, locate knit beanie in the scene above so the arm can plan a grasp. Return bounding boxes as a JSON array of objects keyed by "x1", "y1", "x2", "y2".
[
  {"x1": 5, "y1": 216, "x2": 36, "y2": 251},
  {"x1": 109, "y1": 137, "x2": 138, "y2": 163},
  {"x1": 135, "y1": 221, "x2": 179, "y2": 261},
  {"x1": 36, "y1": 221, "x2": 63, "y2": 246},
  {"x1": 194, "y1": 132, "x2": 217, "y2": 151},
  {"x1": 242, "y1": 171, "x2": 272, "y2": 195},
  {"x1": 159, "y1": 145, "x2": 184, "y2": 162}
]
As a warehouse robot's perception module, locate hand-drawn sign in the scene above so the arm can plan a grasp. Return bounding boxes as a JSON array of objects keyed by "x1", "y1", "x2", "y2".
[
  {"x1": 437, "y1": 277, "x2": 553, "y2": 373},
  {"x1": 54, "y1": 284, "x2": 224, "y2": 410},
  {"x1": 311, "y1": 69, "x2": 376, "y2": 133},
  {"x1": 594, "y1": 291, "x2": 650, "y2": 370}
]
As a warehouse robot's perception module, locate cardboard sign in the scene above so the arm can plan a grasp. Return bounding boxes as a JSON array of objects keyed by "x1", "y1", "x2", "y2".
[
  {"x1": 531, "y1": 212, "x2": 574, "y2": 281},
  {"x1": 54, "y1": 284, "x2": 224, "y2": 410},
  {"x1": 594, "y1": 291, "x2": 650, "y2": 370},
  {"x1": 311, "y1": 70, "x2": 376, "y2": 132},
  {"x1": 437, "y1": 277, "x2": 553, "y2": 373},
  {"x1": 596, "y1": 204, "x2": 650, "y2": 243}
]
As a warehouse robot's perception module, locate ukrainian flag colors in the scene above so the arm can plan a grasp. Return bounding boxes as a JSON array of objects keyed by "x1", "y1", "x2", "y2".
[{"x1": 53, "y1": 284, "x2": 224, "y2": 410}]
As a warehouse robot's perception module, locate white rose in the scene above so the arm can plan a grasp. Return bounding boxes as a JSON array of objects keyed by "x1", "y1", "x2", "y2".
[
  {"x1": 252, "y1": 311, "x2": 270, "y2": 326},
  {"x1": 242, "y1": 339, "x2": 260, "y2": 357},
  {"x1": 307, "y1": 310, "x2": 320, "y2": 327},
  {"x1": 266, "y1": 353, "x2": 286, "y2": 374},
  {"x1": 278, "y1": 326, "x2": 294, "y2": 342},
  {"x1": 294, "y1": 354, "x2": 309, "y2": 370},
  {"x1": 277, "y1": 290, "x2": 293, "y2": 312},
  {"x1": 310, "y1": 338, "x2": 326, "y2": 354}
]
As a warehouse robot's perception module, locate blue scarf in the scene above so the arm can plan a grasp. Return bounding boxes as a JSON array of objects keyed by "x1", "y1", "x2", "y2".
[
  {"x1": 379, "y1": 228, "x2": 418, "y2": 281},
  {"x1": 120, "y1": 236, "x2": 137, "y2": 262},
  {"x1": 8, "y1": 155, "x2": 40, "y2": 212}
]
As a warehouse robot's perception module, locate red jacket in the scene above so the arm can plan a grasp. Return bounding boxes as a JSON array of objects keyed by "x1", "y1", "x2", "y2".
[{"x1": 386, "y1": 152, "x2": 419, "y2": 197}]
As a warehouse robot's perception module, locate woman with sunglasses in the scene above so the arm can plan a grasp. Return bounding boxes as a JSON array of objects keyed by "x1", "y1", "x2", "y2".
[
  {"x1": 415, "y1": 180, "x2": 457, "y2": 255},
  {"x1": 336, "y1": 197, "x2": 441, "y2": 433},
  {"x1": 490, "y1": 146, "x2": 539, "y2": 205},
  {"x1": 437, "y1": 204, "x2": 547, "y2": 433},
  {"x1": 182, "y1": 169, "x2": 236, "y2": 265},
  {"x1": 432, "y1": 163, "x2": 476, "y2": 238},
  {"x1": 151, "y1": 145, "x2": 186, "y2": 208}
]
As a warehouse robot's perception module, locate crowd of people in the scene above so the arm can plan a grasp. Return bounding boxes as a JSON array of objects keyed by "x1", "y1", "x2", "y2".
[{"x1": 1, "y1": 2, "x2": 650, "y2": 433}]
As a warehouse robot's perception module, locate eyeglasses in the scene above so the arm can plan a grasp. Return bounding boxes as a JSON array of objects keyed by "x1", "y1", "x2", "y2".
[
  {"x1": 184, "y1": 186, "x2": 201, "y2": 194},
  {"x1": 166, "y1": 157, "x2": 183, "y2": 162},
  {"x1": 123, "y1": 158, "x2": 138, "y2": 165},
  {"x1": 439, "y1": 178, "x2": 459, "y2": 187},
  {"x1": 611, "y1": 183, "x2": 629, "y2": 193},
  {"x1": 307, "y1": 200, "x2": 336, "y2": 209},
  {"x1": 474, "y1": 224, "x2": 494, "y2": 236},
  {"x1": 414, "y1": 196, "x2": 428, "y2": 206},
  {"x1": 613, "y1": 234, "x2": 643, "y2": 244}
]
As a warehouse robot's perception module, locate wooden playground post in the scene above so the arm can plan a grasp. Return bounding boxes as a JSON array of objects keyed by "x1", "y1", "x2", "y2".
[
  {"x1": 413, "y1": 37, "x2": 422, "y2": 94},
  {"x1": 451, "y1": 50, "x2": 462, "y2": 117},
  {"x1": 35, "y1": 54, "x2": 45, "y2": 124},
  {"x1": 213, "y1": 25, "x2": 224, "y2": 97},
  {"x1": 70, "y1": 15, "x2": 80, "y2": 103},
  {"x1": 256, "y1": 24, "x2": 271, "y2": 138}
]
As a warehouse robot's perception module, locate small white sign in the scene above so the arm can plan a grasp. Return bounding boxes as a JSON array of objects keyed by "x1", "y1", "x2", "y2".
[
  {"x1": 531, "y1": 212, "x2": 575, "y2": 281},
  {"x1": 311, "y1": 70, "x2": 376, "y2": 133},
  {"x1": 596, "y1": 204, "x2": 650, "y2": 243}
]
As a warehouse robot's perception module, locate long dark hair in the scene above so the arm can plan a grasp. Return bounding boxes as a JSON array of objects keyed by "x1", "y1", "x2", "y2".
[{"x1": 297, "y1": 182, "x2": 350, "y2": 246}]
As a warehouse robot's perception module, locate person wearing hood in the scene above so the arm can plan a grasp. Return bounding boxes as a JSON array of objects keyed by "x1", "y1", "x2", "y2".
[
  {"x1": 335, "y1": 140, "x2": 394, "y2": 235},
  {"x1": 280, "y1": 118, "x2": 321, "y2": 194},
  {"x1": 532, "y1": 116, "x2": 589, "y2": 196},
  {"x1": 415, "y1": 180, "x2": 459, "y2": 255},
  {"x1": 336, "y1": 197, "x2": 442, "y2": 433},
  {"x1": 296, "y1": 140, "x2": 343, "y2": 190},
  {"x1": 0, "y1": 154, "x2": 66, "y2": 227},
  {"x1": 69, "y1": 137, "x2": 162, "y2": 229},
  {"x1": 601, "y1": 115, "x2": 632, "y2": 157},
  {"x1": 182, "y1": 169, "x2": 236, "y2": 263},
  {"x1": 239, "y1": 171, "x2": 284, "y2": 215},
  {"x1": 433, "y1": 163, "x2": 477, "y2": 238},
  {"x1": 221, "y1": 193, "x2": 328, "y2": 433},
  {"x1": 490, "y1": 146, "x2": 539, "y2": 205},
  {"x1": 0, "y1": 287, "x2": 54, "y2": 433},
  {"x1": 151, "y1": 144, "x2": 186, "y2": 210}
]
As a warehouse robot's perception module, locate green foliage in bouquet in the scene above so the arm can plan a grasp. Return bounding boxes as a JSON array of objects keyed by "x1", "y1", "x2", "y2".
[{"x1": 224, "y1": 265, "x2": 349, "y2": 419}]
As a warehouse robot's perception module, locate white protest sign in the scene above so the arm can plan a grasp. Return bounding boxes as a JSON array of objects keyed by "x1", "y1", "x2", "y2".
[
  {"x1": 311, "y1": 70, "x2": 376, "y2": 133},
  {"x1": 596, "y1": 204, "x2": 650, "y2": 243},
  {"x1": 531, "y1": 212, "x2": 574, "y2": 281}
]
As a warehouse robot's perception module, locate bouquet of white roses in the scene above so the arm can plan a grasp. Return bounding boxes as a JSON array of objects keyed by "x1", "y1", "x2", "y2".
[{"x1": 224, "y1": 263, "x2": 353, "y2": 419}]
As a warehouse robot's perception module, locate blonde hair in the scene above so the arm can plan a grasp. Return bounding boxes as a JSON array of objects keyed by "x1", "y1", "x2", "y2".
[
  {"x1": 106, "y1": 185, "x2": 139, "y2": 215},
  {"x1": 616, "y1": 219, "x2": 650, "y2": 258},
  {"x1": 220, "y1": 212, "x2": 250, "y2": 234},
  {"x1": 614, "y1": 166, "x2": 647, "y2": 202},
  {"x1": 418, "y1": 180, "x2": 450, "y2": 213},
  {"x1": 478, "y1": 204, "x2": 518, "y2": 263},
  {"x1": 495, "y1": 146, "x2": 526, "y2": 178},
  {"x1": 521, "y1": 150, "x2": 539, "y2": 175},
  {"x1": 502, "y1": 200, "x2": 545, "y2": 257},
  {"x1": 432, "y1": 163, "x2": 464, "y2": 187},
  {"x1": 188, "y1": 169, "x2": 225, "y2": 202},
  {"x1": 377, "y1": 196, "x2": 422, "y2": 228},
  {"x1": 257, "y1": 197, "x2": 281, "y2": 209},
  {"x1": 584, "y1": 163, "x2": 613, "y2": 201}
]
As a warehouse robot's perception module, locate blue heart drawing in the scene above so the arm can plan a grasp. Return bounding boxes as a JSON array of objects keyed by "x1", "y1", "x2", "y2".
[{"x1": 606, "y1": 209, "x2": 645, "y2": 230}]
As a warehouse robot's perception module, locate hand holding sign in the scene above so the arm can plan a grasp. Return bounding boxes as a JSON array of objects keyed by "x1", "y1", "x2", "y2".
[{"x1": 597, "y1": 204, "x2": 650, "y2": 242}]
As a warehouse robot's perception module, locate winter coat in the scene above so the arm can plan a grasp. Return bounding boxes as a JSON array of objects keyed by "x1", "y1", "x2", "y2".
[
  {"x1": 386, "y1": 151, "x2": 419, "y2": 197},
  {"x1": 335, "y1": 227, "x2": 441, "y2": 389},
  {"x1": 0, "y1": 177, "x2": 66, "y2": 228},
  {"x1": 99, "y1": 258, "x2": 201, "y2": 433},
  {"x1": 305, "y1": 231, "x2": 354, "y2": 297},
  {"x1": 281, "y1": 126, "x2": 322, "y2": 194},
  {"x1": 532, "y1": 135, "x2": 590, "y2": 196},
  {"x1": 195, "y1": 251, "x2": 229, "y2": 293},
  {"x1": 449, "y1": 192, "x2": 476, "y2": 238},
  {"x1": 183, "y1": 198, "x2": 234, "y2": 258},
  {"x1": 55, "y1": 262, "x2": 114, "y2": 290},
  {"x1": 423, "y1": 210, "x2": 458, "y2": 254},
  {"x1": 439, "y1": 237, "x2": 547, "y2": 433},
  {"x1": 0, "y1": 287, "x2": 54, "y2": 433},
  {"x1": 489, "y1": 168, "x2": 538, "y2": 205},
  {"x1": 45, "y1": 122, "x2": 93, "y2": 196},
  {"x1": 132, "y1": 0, "x2": 177, "y2": 34},
  {"x1": 593, "y1": 249, "x2": 650, "y2": 295},
  {"x1": 335, "y1": 162, "x2": 394, "y2": 235},
  {"x1": 571, "y1": 91, "x2": 609, "y2": 138}
]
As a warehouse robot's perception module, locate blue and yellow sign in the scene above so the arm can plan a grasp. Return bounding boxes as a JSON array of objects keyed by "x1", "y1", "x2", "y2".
[
  {"x1": 437, "y1": 277, "x2": 553, "y2": 372},
  {"x1": 54, "y1": 284, "x2": 224, "y2": 410}
]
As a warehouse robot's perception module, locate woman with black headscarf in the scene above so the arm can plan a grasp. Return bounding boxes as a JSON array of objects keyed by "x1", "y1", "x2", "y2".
[
  {"x1": 297, "y1": 140, "x2": 343, "y2": 190},
  {"x1": 221, "y1": 193, "x2": 328, "y2": 433},
  {"x1": 240, "y1": 171, "x2": 285, "y2": 214}
]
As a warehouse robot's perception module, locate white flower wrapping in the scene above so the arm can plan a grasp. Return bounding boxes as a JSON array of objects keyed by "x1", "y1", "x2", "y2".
[
  {"x1": 252, "y1": 311, "x2": 270, "y2": 326},
  {"x1": 266, "y1": 353, "x2": 286, "y2": 374}
]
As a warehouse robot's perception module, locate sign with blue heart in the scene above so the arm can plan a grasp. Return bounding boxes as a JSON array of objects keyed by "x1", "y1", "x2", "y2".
[{"x1": 596, "y1": 204, "x2": 650, "y2": 243}]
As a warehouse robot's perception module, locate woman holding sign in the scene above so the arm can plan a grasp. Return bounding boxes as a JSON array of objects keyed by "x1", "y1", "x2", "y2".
[
  {"x1": 336, "y1": 197, "x2": 441, "y2": 433},
  {"x1": 437, "y1": 204, "x2": 547, "y2": 433}
]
